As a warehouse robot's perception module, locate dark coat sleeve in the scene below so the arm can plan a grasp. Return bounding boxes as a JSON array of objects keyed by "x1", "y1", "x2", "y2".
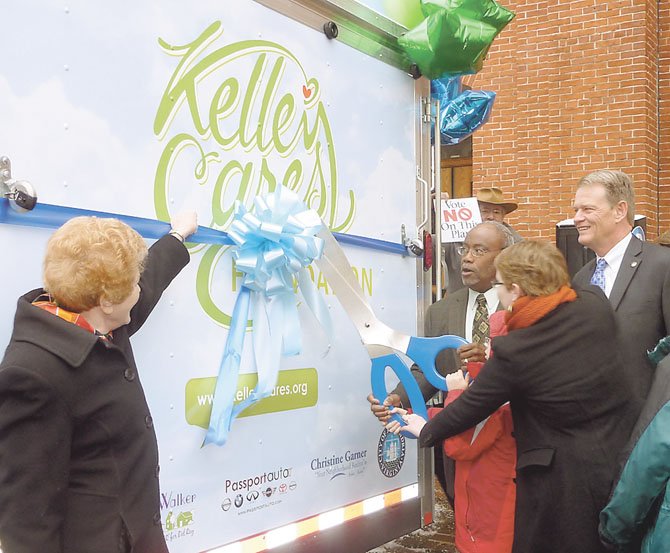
[
  {"x1": 126, "y1": 233, "x2": 190, "y2": 336},
  {"x1": 420, "y1": 354, "x2": 516, "y2": 447},
  {"x1": 0, "y1": 366, "x2": 72, "y2": 553}
]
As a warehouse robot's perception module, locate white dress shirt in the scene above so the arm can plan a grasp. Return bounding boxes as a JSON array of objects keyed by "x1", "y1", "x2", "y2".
[{"x1": 596, "y1": 233, "x2": 633, "y2": 298}]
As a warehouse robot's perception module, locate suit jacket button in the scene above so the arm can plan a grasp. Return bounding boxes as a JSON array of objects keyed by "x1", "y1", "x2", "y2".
[
  {"x1": 153, "y1": 512, "x2": 161, "y2": 526},
  {"x1": 124, "y1": 368, "x2": 135, "y2": 382},
  {"x1": 155, "y1": 465, "x2": 160, "y2": 478},
  {"x1": 145, "y1": 415, "x2": 154, "y2": 428}
]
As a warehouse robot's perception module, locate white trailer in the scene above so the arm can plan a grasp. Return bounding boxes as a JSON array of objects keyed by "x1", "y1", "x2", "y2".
[{"x1": 0, "y1": 1, "x2": 440, "y2": 551}]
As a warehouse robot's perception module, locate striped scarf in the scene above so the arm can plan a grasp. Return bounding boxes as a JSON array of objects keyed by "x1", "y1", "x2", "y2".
[{"x1": 32, "y1": 294, "x2": 112, "y2": 341}]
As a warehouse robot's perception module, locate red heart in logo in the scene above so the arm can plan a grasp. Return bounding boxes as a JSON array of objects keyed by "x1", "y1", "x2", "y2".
[{"x1": 302, "y1": 84, "x2": 312, "y2": 99}]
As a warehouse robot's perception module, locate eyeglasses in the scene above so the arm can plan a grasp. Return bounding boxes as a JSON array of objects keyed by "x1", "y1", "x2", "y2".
[
  {"x1": 457, "y1": 245, "x2": 499, "y2": 258},
  {"x1": 491, "y1": 281, "x2": 505, "y2": 288}
]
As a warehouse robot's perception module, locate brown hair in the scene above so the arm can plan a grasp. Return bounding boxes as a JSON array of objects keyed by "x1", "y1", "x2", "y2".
[
  {"x1": 577, "y1": 170, "x2": 635, "y2": 226},
  {"x1": 495, "y1": 240, "x2": 570, "y2": 297},
  {"x1": 43, "y1": 217, "x2": 148, "y2": 311}
]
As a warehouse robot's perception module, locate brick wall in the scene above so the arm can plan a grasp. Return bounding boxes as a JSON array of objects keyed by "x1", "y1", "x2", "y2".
[
  {"x1": 467, "y1": 0, "x2": 668, "y2": 240},
  {"x1": 660, "y1": 1, "x2": 670, "y2": 235}
]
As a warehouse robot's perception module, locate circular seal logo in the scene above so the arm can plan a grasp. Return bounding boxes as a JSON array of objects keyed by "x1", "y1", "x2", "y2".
[{"x1": 377, "y1": 428, "x2": 406, "y2": 478}]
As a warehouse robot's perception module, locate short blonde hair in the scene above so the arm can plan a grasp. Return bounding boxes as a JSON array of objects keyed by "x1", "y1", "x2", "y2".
[
  {"x1": 578, "y1": 170, "x2": 635, "y2": 226},
  {"x1": 494, "y1": 240, "x2": 570, "y2": 297},
  {"x1": 43, "y1": 217, "x2": 147, "y2": 312}
]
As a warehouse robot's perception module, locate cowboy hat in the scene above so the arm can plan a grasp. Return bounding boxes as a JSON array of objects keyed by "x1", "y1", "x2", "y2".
[{"x1": 476, "y1": 187, "x2": 518, "y2": 214}]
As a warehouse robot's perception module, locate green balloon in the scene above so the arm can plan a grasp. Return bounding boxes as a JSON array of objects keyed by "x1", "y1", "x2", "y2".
[
  {"x1": 399, "y1": 0, "x2": 514, "y2": 78},
  {"x1": 382, "y1": 0, "x2": 425, "y2": 28},
  {"x1": 422, "y1": 0, "x2": 514, "y2": 27}
]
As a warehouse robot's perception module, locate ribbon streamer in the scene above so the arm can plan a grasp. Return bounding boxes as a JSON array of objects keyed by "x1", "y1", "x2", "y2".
[
  {"x1": 0, "y1": 198, "x2": 232, "y2": 246},
  {"x1": 0, "y1": 198, "x2": 407, "y2": 254},
  {"x1": 203, "y1": 185, "x2": 332, "y2": 446}
]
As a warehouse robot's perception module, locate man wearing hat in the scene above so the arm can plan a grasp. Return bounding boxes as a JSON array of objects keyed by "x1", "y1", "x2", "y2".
[{"x1": 443, "y1": 187, "x2": 522, "y2": 294}]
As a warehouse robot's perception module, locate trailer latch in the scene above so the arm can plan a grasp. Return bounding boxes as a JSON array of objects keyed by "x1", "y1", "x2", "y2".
[
  {"x1": 0, "y1": 156, "x2": 37, "y2": 211},
  {"x1": 401, "y1": 223, "x2": 424, "y2": 257}
]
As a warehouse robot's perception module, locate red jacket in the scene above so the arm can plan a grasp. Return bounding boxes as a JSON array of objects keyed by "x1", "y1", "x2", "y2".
[{"x1": 428, "y1": 311, "x2": 516, "y2": 553}]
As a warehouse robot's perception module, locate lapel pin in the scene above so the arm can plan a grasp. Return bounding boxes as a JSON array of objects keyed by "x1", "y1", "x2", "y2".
[{"x1": 631, "y1": 261, "x2": 638, "y2": 268}]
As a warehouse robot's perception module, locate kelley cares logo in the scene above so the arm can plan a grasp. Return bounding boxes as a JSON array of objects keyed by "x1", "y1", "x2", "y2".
[{"x1": 153, "y1": 21, "x2": 355, "y2": 326}]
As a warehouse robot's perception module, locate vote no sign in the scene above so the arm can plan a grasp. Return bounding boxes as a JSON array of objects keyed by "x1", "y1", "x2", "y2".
[{"x1": 439, "y1": 197, "x2": 482, "y2": 242}]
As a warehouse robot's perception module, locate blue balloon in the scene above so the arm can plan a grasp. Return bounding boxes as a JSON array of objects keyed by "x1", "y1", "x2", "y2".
[
  {"x1": 430, "y1": 76, "x2": 461, "y2": 102},
  {"x1": 438, "y1": 89, "x2": 496, "y2": 144}
]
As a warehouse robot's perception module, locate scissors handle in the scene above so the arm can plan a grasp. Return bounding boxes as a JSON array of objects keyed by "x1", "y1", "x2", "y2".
[
  {"x1": 370, "y1": 353, "x2": 428, "y2": 439},
  {"x1": 406, "y1": 335, "x2": 469, "y2": 391}
]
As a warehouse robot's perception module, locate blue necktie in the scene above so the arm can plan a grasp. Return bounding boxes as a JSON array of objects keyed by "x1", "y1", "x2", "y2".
[{"x1": 590, "y1": 258, "x2": 608, "y2": 292}]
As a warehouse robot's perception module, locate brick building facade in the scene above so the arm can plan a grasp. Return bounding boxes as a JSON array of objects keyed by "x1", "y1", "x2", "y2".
[{"x1": 464, "y1": 0, "x2": 670, "y2": 240}]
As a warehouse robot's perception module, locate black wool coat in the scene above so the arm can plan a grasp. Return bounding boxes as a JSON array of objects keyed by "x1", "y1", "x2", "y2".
[
  {"x1": 0, "y1": 234, "x2": 189, "y2": 553},
  {"x1": 420, "y1": 288, "x2": 641, "y2": 553}
]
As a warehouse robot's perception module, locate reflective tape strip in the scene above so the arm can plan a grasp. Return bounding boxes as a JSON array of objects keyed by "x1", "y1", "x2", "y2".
[{"x1": 206, "y1": 484, "x2": 420, "y2": 553}]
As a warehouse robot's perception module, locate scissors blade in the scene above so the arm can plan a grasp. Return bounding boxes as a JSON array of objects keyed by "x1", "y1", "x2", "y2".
[
  {"x1": 316, "y1": 227, "x2": 410, "y2": 353},
  {"x1": 316, "y1": 227, "x2": 368, "y2": 305}
]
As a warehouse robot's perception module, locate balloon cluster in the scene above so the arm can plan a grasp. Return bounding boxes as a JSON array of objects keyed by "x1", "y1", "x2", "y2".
[
  {"x1": 431, "y1": 77, "x2": 496, "y2": 144},
  {"x1": 390, "y1": 0, "x2": 515, "y2": 80}
]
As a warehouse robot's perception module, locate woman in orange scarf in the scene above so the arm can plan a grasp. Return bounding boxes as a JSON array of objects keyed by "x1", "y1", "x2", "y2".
[{"x1": 388, "y1": 240, "x2": 640, "y2": 553}]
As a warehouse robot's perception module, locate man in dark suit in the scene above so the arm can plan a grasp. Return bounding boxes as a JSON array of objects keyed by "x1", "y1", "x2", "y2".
[
  {"x1": 572, "y1": 169, "x2": 670, "y2": 401},
  {"x1": 367, "y1": 220, "x2": 515, "y2": 501}
]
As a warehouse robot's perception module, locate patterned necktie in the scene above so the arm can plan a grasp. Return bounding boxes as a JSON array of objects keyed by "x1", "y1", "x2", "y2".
[
  {"x1": 472, "y1": 294, "x2": 490, "y2": 344},
  {"x1": 590, "y1": 258, "x2": 608, "y2": 292}
]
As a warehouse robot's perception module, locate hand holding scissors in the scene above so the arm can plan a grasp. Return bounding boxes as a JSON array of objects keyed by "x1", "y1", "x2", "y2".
[{"x1": 316, "y1": 228, "x2": 467, "y2": 435}]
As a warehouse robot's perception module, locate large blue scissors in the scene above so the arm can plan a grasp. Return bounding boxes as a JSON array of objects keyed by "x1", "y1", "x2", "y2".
[{"x1": 316, "y1": 228, "x2": 467, "y2": 434}]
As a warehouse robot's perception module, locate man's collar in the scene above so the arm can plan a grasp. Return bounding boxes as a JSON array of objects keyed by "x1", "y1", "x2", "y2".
[
  {"x1": 467, "y1": 286, "x2": 498, "y2": 308},
  {"x1": 600, "y1": 232, "x2": 633, "y2": 265}
]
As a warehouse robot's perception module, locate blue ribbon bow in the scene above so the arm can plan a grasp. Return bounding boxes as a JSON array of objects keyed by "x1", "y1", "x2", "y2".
[{"x1": 204, "y1": 185, "x2": 331, "y2": 446}]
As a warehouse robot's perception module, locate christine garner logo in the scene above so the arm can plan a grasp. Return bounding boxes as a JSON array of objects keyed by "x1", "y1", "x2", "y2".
[{"x1": 377, "y1": 429, "x2": 405, "y2": 478}]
